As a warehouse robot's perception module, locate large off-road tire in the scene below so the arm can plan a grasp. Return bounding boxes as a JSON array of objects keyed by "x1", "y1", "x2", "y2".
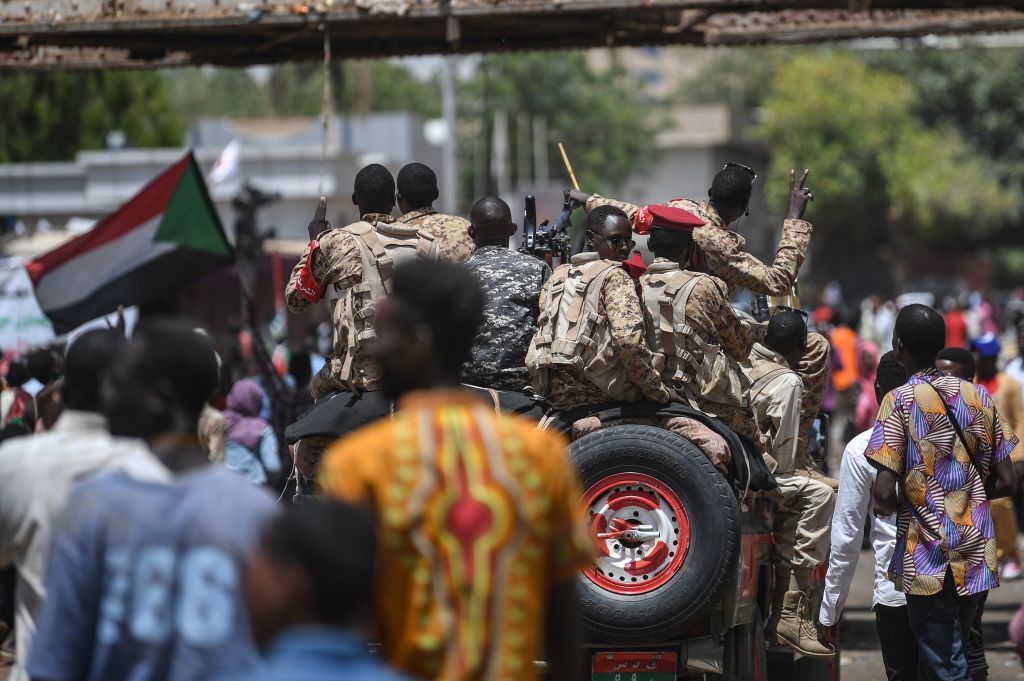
[{"x1": 570, "y1": 424, "x2": 741, "y2": 643}]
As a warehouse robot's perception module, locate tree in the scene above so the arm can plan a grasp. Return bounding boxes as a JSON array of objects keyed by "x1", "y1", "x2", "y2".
[
  {"x1": 0, "y1": 71, "x2": 185, "y2": 162},
  {"x1": 675, "y1": 46, "x2": 789, "y2": 110},
  {"x1": 166, "y1": 61, "x2": 442, "y2": 122},
  {"x1": 866, "y1": 47, "x2": 1024, "y2": 199},
  {"x1": 750, "y1": 52, "x2": 1014, "y2": 290},
  {"x1": 458, "y1": 51, "x2": 659, "y2": 200},
  {"x1": 164, "y1": 68, "x2": 269, "y2": 119}
]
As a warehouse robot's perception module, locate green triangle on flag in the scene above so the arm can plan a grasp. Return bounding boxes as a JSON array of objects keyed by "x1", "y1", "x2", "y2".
[
  {"x1": 154, "y1": 154, "x2": 233, "y2": 257},
  {"x1": 27, "y1": 151, "x2": 237, "y2": 334}
]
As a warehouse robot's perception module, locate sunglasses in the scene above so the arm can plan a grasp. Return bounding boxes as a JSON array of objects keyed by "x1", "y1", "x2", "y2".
[
  {"x1": 723, "y1": 162, "x2": 757, "y2": 185},
  {"x1": 590, "y1": 231, "x2": 635, "y2": 249}
]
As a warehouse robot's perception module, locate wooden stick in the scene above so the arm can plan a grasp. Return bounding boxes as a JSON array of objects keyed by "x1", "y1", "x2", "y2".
[{"x1": 558, "y1": 142, "x2": 580, "y2": 191}]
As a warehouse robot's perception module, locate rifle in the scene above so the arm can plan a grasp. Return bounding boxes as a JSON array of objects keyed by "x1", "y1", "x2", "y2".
[{"x1": 519, "y1": 190, "x2": 574, "y2": 266}]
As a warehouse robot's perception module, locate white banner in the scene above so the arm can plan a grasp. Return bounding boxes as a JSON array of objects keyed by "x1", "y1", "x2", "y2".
[{"x1": 0, "y1": 264, "x2": 55, "y2": 351}]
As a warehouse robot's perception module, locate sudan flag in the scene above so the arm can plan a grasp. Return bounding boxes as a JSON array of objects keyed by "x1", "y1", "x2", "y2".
[{"x1": 27, "y1": 152, "x2": 233, "y2": 333}]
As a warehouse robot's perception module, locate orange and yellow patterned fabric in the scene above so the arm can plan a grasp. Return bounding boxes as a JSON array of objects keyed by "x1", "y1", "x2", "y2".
[
  {"x1": 319, "y1": 389, "x2": 592, "y2": 681},
  {"x1": 866, "y1": 369, "x2": 1018, "y2": 596}
]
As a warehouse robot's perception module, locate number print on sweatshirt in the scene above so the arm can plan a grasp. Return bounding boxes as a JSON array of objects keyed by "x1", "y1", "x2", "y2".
[{"x1": 99, "y1": 545, "x2": 239, "y2": 646}]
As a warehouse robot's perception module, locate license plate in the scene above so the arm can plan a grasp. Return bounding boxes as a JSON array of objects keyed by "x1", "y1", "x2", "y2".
[{"x1": 591, "y1": 651, "x2": 677, "y2": 681}]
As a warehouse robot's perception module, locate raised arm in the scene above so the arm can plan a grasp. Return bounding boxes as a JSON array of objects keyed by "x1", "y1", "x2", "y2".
[{"x1": 697, "y1": 168, "x2": 814, "y2": 296}]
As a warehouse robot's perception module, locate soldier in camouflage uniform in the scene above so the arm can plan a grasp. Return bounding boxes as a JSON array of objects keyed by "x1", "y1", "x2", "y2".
[
  {"x1": 639, "y1": 205, "x2": 770, "y2": 458},
  {"x1": 395, "y1": 162, "x2": 475, "y2": 263},
  {"x1": 572, "y1": 165, "x2": 835, "y2": 487},
  {"x1": 285, "y1": 164, "x2": 438, "y2": 400},
  {"x1": 744, "y1": 310, "x2": 835, "y2": 658},
  {"x1": 462, "y1": 196, "x2": 551, "y2": 392},
  {"x1": 528, "y1": 206, "x2": 674, "y2": 413}
]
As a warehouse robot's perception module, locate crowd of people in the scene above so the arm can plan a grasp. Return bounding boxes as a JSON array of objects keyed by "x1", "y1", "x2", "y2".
[{"x1": 0, "y1": 158, "x2": 1020, "y2": 681}]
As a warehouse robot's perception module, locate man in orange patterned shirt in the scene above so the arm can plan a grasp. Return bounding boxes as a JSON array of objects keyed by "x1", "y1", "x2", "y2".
[{"x1": 319, "y1": 259, "x2": 593, "y2": 681}]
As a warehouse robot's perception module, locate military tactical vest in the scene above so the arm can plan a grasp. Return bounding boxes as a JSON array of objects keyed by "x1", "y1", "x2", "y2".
[
  {"x1": 528, "y1": 253, "x2": 642, "y2": 402},
  {"x1": 328, "y1": 221, "x2": 435, "y2": 386},
  {"x1": 744, "y1": 350, "x2": 794, "y2": 407},
  {"x1": 640, "y1": 261, "x2": 749, "y2": 409}
]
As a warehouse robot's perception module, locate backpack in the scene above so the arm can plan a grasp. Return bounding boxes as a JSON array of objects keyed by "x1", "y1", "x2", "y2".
[
  {"x1": 528, "y1": 254, "x2": 643, "y2": 402},
  {"x1": 641, "y1": 263, "x2": 749, "y2": 409},
  {"x1": 328, "y1": 221, "x2": 436, "y2": 386}
]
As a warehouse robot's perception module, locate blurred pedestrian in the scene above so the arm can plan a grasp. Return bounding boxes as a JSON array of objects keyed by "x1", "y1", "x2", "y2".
[
  {"x1": 821, "y1": 351, "x2": 914, "y2": 681},
  {"x1": 319, "y1": 260, "x2": 592, "y2": 681},
  {"x1": 854, "y1": 340, "x2": 881, "y2": 433},
  {"x1": 869, "y1": 305, "x2": 1018, "y2": 681},
  {"x1": 0, "y1": 330, "x2": 164, "y2": 681},
  {"x1": 0, "y1": 361, "x2": 34, "y2": 431},
  {"x1": 972, "y1": 334, "x2": 1024, "y2": 581},
  {"x1": 28, "y1": 319, "x2": 277, "y2": 681},
  {"x1": 1003, "y1": 322, "x2": 1024, "y2": 397},
  {"x1": 224, "y1": 379, "x2": 282, "y2": 486},
  {"x1": 945, "y1": 299, "x2": 969, "y2": 350},
  {"x1": 218, "y1": 502, "x2": 412, "y2": 681},
  {"x1": 26, "y1": 346, "x2": 63, "y2": 431}
]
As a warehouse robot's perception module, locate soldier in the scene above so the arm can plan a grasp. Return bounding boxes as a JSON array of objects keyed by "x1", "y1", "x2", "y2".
[
  {"x1": 395, "y1": 162, "x2": 474, "y2": 263},
  {"x1": 527, "y1": 205, "x2": 674, "y2": 418},
  {"x1": 744, "y1": 310, "x2": 835, "y2": 658},
  {"x1": 286, "y1": 163, "x2": 438, "y2": 400},
  {"x1": 572, "y1": 165, "x2": 834, "y2": 487},
  {"x1": 462, "y1": 196, "x2": 551, "y2": 392},
  {"x1": 639, "y1": 205, "x2": 770, "y2": 458}
]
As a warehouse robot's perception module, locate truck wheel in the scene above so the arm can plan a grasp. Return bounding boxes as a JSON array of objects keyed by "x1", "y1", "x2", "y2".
[
  {"x1": 571, "y1": 424, "x2": 740, "y2": 642},
  {"x1": 723, "y1": 606, "x2": 767, "y2": 681}
]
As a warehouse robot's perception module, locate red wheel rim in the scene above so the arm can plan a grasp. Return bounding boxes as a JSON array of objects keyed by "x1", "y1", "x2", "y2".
[{"x1": 582, "y1": 472, "x2": 690, "y2": 594}]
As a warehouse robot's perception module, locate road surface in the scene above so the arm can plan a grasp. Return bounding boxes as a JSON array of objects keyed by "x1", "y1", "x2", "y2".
[
  {"x1": 3, "y1": 549, "x2": 1022, "y2": 679},
  {"x1": 839, "y1": 549, "x2": 1024, "y2": 681}
]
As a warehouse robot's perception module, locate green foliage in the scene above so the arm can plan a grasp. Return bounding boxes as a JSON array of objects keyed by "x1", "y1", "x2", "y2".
[
  {"x1": 676, "y1": 47, "x2": 790, "y2": 110},
  {"x1": 458, "y1": 51, "x2": 657, "y2": 197},
  {"x1": 167, "y1": 61, "x2": 441, "y2": 123},
  {"x1": 753, "y1": 51, "x2": 1016, "y2": 245},
  {"x1": 0, "y1": 71, "x2": 185, "y2": 163},
  {"x1": 865, "y1": 48, "x2": 1024, "y2": 194},
  {"x1": 164, "y1": 68, "x2": 269, "y2": 118}
]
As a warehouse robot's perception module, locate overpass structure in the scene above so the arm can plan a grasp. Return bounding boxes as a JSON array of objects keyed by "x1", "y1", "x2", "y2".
[{"x1": 2, "y1": 1, "x2": 1024, "y2": 70}]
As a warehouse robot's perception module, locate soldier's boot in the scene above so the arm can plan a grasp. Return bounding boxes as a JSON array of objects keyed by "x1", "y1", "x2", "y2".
[
  {"x1": 794, "y1": 435, "x2": 838, "y2": 491},
  {"x1": 764, "y1": 568, "x2": 790, "y2": 645},
  {"x1": 776, "y1": 569, "x2": 835, "y2": 658}
]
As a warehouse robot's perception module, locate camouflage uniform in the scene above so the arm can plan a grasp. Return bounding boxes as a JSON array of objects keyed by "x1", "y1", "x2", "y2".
[
  {"x1": 285, "y1": 213, "x2": 416, "y2": 399},
  {"x1": 398, "y1": 208, "x2": 474, "y2": 263},
  {"x1": 745, "y1": 342, "x2": 834, "y2": 572},
  {"x1": 589, "y1": 194, "x2": 830, "y2": 465},
  {"x1": 534, "y1": 260, "x2": 670, "y2": 410},
  {"x1": 640, "y1": 257, "x2": 769, "y2": 455},
  {"x1": 571, "y1": 414, "x2": 732, "y2": 473},
  {"x1": 462, "y1": 245, "x2": 551, "y2": 392}
]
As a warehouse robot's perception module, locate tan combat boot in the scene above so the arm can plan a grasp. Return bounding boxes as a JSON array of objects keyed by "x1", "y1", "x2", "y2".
[
  {"x1": 776, "y1": 591, "x2": 835, "y2": 658},
  {"x1": 777, "y1": 566, "x2": 836, "y2": 657}
]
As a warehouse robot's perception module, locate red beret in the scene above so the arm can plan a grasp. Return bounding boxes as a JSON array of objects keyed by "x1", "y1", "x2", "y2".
[
  {"x1": 646, "y1": 204, "x2": 703, "y2": 234},
  {"x1": 621, "y1": 251, "x2": 648, "y2": 279}
]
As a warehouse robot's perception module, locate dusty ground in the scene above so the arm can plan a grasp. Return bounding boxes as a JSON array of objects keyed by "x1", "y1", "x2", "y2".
[
  {"x1": 3, "y1": 549, "x2": 1022, "y2": 680},
  {"x1": 839, "y1": 549, "x2": 1024, "y2": 681}
]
